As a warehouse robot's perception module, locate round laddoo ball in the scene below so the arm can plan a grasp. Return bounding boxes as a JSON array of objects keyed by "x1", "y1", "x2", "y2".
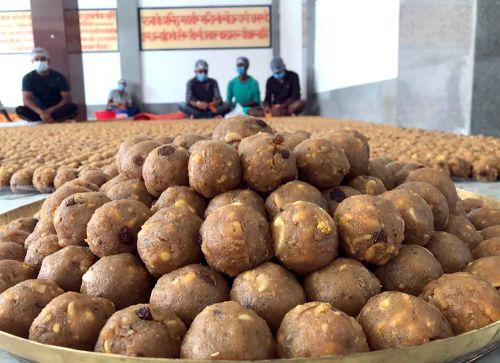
[
  {"x1": 357, "y1": 292, "x2": 453, "y2": 350},
  {"x1": 29, "y1": 291, "x2": 115, "y2": 350},
  {"x1": 473, "y1": 237, "x2": 500, "y2": 258},
  {"x1": 142, "y1": 144, "x2": 189, "y2": 197},
  {"x1": 464, "y1": 256, "x2": 500, "y2": 290},
  {"x1": 102, "y1": 163, "x2": 119, "y2": 178},
  {"x1": 396, "y1": 181, "x2": 450, "y2": 230},
  {"x1": 121, "y1": 140, "x2": 161, "y2": 179},
  {"x1": 24, "y1": 234, "x2": 61, "y2": 271},
  {"x1": 230, "y1": 262, "x2": 306, "y2": 331},
  {"x1": 95, "y1": 304, "x2": 186, "y2": 358},
  {"x1": 375, "y1": 244, "x2": 443, "y2": 295},
  {"x1": 38, "y1": 246, "x2": 97, "y2": 291},
  {"x1": 10, "y1": 168, "x2": 34, "y2": 193},
  {"x1": 116, "y1": 135, "x2": 154, "y2": 173},
  {"x1": 151, "y1": 186, "x2": 206, "y2": 218},
  {"x1": 481, "y1": 225, "x2": 500, "y2": 240},
  {"x1": 0, "y1": 242, "x2": 26, "y2": 261},
  {"x1": 265, "y1": 181, "x2": 327, "y2": 220},
  {"x1": 62, "y1": 178, "x2": 99, "y2": 191},
  {"x1": 348, "y1": 175, "x2": 387, "y2": 196},
  {"x1": 367, "y1": 158, "x2": 395, "y2": 189},
  {"x1": 426, "y1": 232, "x2": 472, "y2": 273},
  {"x1": 137, "y1": 206, "x2": 202, "y2": 278},
  {"x1": 54, "y1": 192, "x2": 110, "y2": 247},
  {"x1": 457, "y1": 198, "x2": 484, "y2": 214},
  {"x1": 271, "y1": 201, "x2": 338, "y2": 274},
  {"x1": 211, "y1": 115, "x2": 273, "y2": 146},
  {"x1": 81, "y1": 253, "x2": 152, "y2": 309},
  {"x1": 180, "y1": 301, "x2": 274, "y2": 360},
  {"x1": 205, "y1": 188, "x2": 265, "y2": 218},
  {"x1": 99, "y1": 174, "x2": 128, "y2": 194},
  {"x1": 3, "y1": 217, "x2": 38, "y2": 234},
  {"x1": 201, "y1": 203, "x2": 273, "y2": 276},
  {"x1": 420, "y1": 272, "x2": 500, "y2": 334},
  {"x1": 321, "y1": 186, "x2": 361, "y2": 216},
  {"x1": 86, "y1": 199, "x2": 151, "y2": 257},
  {"x1": 33, "y1": 166, "x2": 56, "y2": 193},
  {"x1": 0, "y1": 279, "x2": 64, "y2": 338},
  {"x1": 53, "y1": 168, "x2": 79, "y2": 189},
  {"x1": 326, "y1": 129, "x2": 369, "y2": 179},
  {"x1": 0, "y1": 260, "x2": 36, "y2": 293},
  {"x1": 78, "y1": 169, "x2": 110, "y2": 188},
  {"x1": 277, "y1": 302, "x2": 369, "y2": 358},
  {"x1": 238, "y1": 133, "x2": 297, "y2": 194},
  {"x1": 173, "y1": 134, "x2": 205, "y2": 150},
  {"x1": 393, "y1": 163, "x2": 424, "y2": 185},
  {"x1": 105, "y1": 178, "x2": 153, "y2": 207},
  {"x1": 444, "y1": 215, "x2": 482, "y2": 250},
  {"x1": 293, "y1": 138, "x2": 350, "y2": 189},
  {"x1": 381, "y1": 189, "x2": 434, "y2": 245},
  {"x1": 334, "y1": 195, "x2": 404, "y2": 265},
  {"x1": 282, "y1": 130, "x2": 310, "y2": 150},
  {"x1": 188, "y1": 140, "x2": 242, "y2": 198},
  {"x1": 303, "y1": 258, "x2": 381, "y2": 316},
  {"x1": 156, "y1": 135, "x2": 175, "y2": 144},
  {"x1": 0, "y1": 229, "x2": 29, "y2": 245},
  {"x1": 150, "y1": 264, "x2": 229, "y2": 326},
  {"x1": 467, "y1": 207, "x2": 500, "y2": 230}
]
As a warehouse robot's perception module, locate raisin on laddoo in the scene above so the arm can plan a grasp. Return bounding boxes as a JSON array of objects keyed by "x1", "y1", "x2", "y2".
[
  {"x1": 238, "y1": 133, "x2": 297, "y2": 194},
  {"x1": 272, "y1": 201, "x2": 338, "y2": 274},
  {"x1": 467, "y1": 207, "x2": 500, "y2": 231},
  {"x1": 303, "y1": 258, "x2": 381, "y2": 316},
  {"x1": 180, "y1": 301, "x2": 274, "y2": 360},
  {"x1": 334, "y1": 195, "x2": 404, "y2": 265},
  {"x1": 38, "y1": 246, "x2": 97, "y2": 291},
  {"x1": 120, "y1": 140, "x2": 161, "y2": 179},
  {"x1": 420, "y1": 272, "x2": 500, "y2": 334},
  {"x1": 426, "y1": 232, "x2": 472, "y2": 273},
  {"x1": 382, "y1": 189, "x2": 434, "y2": 245},
  {"x1": 188, "y1": 140, "x2": 242, "y2": 198},
  {"x1": 326, "y1": 129, "x2": 369, "y2": 179},
  {"x1": 321, "y1": 186, "x2": 361, "y2": 216},
  {"x1": 105, "y1": 178, "x2": 153, "y2": 207},
  {"x1": 54, "y1": 192, "x2": 110, "y2": 247},
  {"x1": 444, "y1": 215, "x2": 482, "y2": 250},
  {"x1": 116, "y1": 135, "x2": 153, "y2": 173},
  {"x1": 137, "y1": 206, "x2": 202, "y2": 278},
  {"x1": 0, "y1": 279, "x2": 63, "y2": 338},
  {"x1": 277, "y1": 302, "x2": 369, "y2": 358},
  {"x1": 95, "y1": 304, "x2": 186, "y2": 358},
  {"x1": 464, "y1": 256, "x2": 500, "y2": 290},
  {"x1": 201, "y1": 203, "x2": 273, "y2": 276},
  {"x1": 358, "y1": 292, "x2": 453, "y2": 350},
  {"x1": 29, "y1": 292, "x2": 115, "y2": 350},
  {"x1": 150, "y1": 264, "x2": 229, "y2": 326},
  {"x1": 86, "y1": 199, "x2": 151, "y2": 257},
  {"x1": 265, "y1": 181, "x2": 327, "y2": 220},
  {"x1": 81, "y1": 253, "x2": 152, "y2": 309},
  {"x1": 151, "y1": 186, "x2": 207, "y2": 217},
  {"x1": 348, "y1": 175, "x2": 387, "y2": 196},
  {"x1": 230, "y1": 262, "x2": 306, "y2": 331},
  {"x1": 0, "y1": 260, "x2": 36, "y2": 293},
  {"x1": 375, "y1": 244, "x2": 443, "y2": 295},
  {"x1": 293, "y1": 138, "x2": 350, "y2": 189},
  {"x1": 205, "y1": 188, "x2": 266, "y2": 218},
  {"x1": 142, "y1": 144, "x2": 189, "y2": 198},
  {"x1": 211, "y1": 115, "x2": 273, "y2": 146},
  {"x1": 473, "y1": 238, "x2": 500, "y2": 259},
  {"x1": 24, "y1": 234, "x2": 61, "y2": 271}
]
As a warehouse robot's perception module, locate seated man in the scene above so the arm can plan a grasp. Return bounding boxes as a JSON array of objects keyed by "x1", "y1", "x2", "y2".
[
  {"x1": 179, "y1": 60, "x2": 231, "y2": 119},
  {"x1": 226, "y1": 56, "x2": 263, "y2": 117},
  {"x1": 264, "y1": 57, "x2": 306, "y2": 117},
  {"x1": 107, "y1": 79, "x2": 139, "y2": 116},
  {"x1": 16, "y1": 48, "x2": 78, "y2": 123}
]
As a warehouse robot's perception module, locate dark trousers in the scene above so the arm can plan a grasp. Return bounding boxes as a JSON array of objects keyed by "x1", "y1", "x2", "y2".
[
  {"x1": 178, "y1": 102, "x2": 232, "y2": 119},
  {"x1": 15, "y1": 103, "x2": 78, "y2": 122},
  {"x1": 269, "y1": 100, "x2": 306, "y2": 117}
]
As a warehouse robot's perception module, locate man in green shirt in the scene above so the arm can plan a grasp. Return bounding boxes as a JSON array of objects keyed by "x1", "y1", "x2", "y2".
[{"x1": 226, "y1": 57, "x2": 264, "y2": 117}]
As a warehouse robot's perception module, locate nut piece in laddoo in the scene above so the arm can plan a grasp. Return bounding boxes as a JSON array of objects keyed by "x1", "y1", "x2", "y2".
[
  {"x1": 321, "y1": 186, "x2": 361, "y2": 216},
  {"x1": 0, "y1": 260, "x2": 36, "y2": 293},
  {"x1": 105, "y1": 178, "x2": 153, "y2": 207},
  {"x1": 304, "y1": 258, "x2": 381, "y2": 316},
  {"x1": 38, "y1": 246, "x2": 97, "y2": 291},
  {"x1": 334, "y1": 195, "x2": 404, "y2": 265},
  {"x1": 150, "y1": 264, "x2": 229, "y2": 326},
  {"x1": 357, "y1": 292, "x2": 452, "y2": 350},
  {"x1": 137, "y1": 206, "x2": 202, "y2": 277},
  {"x1": 86, "y1": 199, "x2": 151, "y2": 257},
  {"x1": 81, "y1": 253, "x2": 152, "y2": 309},
  {"x1": 293, "y1": 138, "x2": 350, "y2": 189},
  {"x1": 151, "y1": 186, "x2": 207, "y2": 217},
  {"x1": 444, "y1": 215, "x2": 482, "y2": 250},
  {"x1": 265, "y1": 181, "x2": 327, "y2": 220},
  {"x1": 205, "y1": 188, "x2": 266, "y2": 218},
  {"x1": 0, "y1": 279, "x2": 63, "y2": 338},
  {"x1": 230, "y1": 262, "x2": 306, "y2": 331},
  {"x1": 272, "y1": 201, "x2": 338, "y2": 274},
  {"x1": 180, "y1": 301, "x2": 274, "y2": 360},
  {"x1": 29, "y1": 291, "x2": 115, "y2": 350},
  {"x1": 95, "y1": 304, "x2": 186, "y2": 358},
  {"x1": 201, "y1": 203, "x2": 273, "y2": 276},
  {"x1": 375, "y1": 245, "x2": 443, "y2": 295},
  {"x1": 420, "y1": 272, "x2": 500, "y2": 334},
  {"x1": 467, "y1": 207, "x2": 500, "y2": 231},
  {"x1": 188, "y1": 140, "x2": 242, "y2": 198},
  {"x1": 142, "y1": 144, "x2": 189, "y2": 197},
  {"x1": 348, "y1": 175, "x2": 387, "y2": 196},
  {"x1": 211, "y1": 115, "x2": 273, "y2": 146},
  {"x1": 426, "y1": 232, "x2": 472, "y2": 273},
  {"x1": 277, "y1": 302, "x2": 369, "y2": 358},
  {"x1": 238, "y1": 133, "x2": 297, "y2": 194}
]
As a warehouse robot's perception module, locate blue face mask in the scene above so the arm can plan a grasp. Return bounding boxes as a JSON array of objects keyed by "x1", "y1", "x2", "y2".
[
  {"x1": 236, "y1": 66, "x2": 246, "y2": 76},
  {"x1": 117, "y1": 84, "x2": 125, "y2": 92},
  {"x1": 273, "y1": 70, "x2": 285, "y2": 79},
  {"x1": 196, "y1": 73, "x2": 208, "y2": 82}
]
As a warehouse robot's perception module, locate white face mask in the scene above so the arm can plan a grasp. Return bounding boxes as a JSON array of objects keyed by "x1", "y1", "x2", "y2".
[{"x1": 33, "y1": 60, "x2": 49, "y2": 73}]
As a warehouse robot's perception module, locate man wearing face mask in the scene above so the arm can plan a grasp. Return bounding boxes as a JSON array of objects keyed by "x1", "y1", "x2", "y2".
[
  {"x1": 107, "y1": 79, "x2": 139, "y2": 116},
  {"x1": 264, "y1": 56, "x2": 306, "y2": 117},
  {"x1": 226, "y1": 56, "x2": 263, "y2": 116},
  {"x1": 16, "y1": 48, "x2": 78, "y2": 123},
  {"x1": 178, "y1": 59, "x2": 231, "y2": 119}
]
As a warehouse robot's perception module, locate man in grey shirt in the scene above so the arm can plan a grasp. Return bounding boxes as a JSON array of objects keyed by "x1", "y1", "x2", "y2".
[{"x1": 107, "y1": 79, "x2": 138, "y2": 115}]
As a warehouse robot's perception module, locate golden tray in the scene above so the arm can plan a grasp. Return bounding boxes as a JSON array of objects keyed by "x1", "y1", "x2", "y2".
[{"x1": 0, "y1": 189, "x2": 498, "y2": 363}]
